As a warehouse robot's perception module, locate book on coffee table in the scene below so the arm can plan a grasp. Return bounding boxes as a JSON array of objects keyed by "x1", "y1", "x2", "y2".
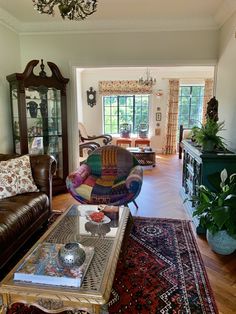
[{"x1": 14, "y1": 242, "x2": 94, "y2": 287}]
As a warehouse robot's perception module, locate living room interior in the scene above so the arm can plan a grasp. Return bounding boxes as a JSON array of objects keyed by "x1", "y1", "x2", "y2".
[
  {"x1": 77, "y1": 66, "x2": 214, "y2": 155},
  {"x1": 0, "y1": 1, "x2": 236, "y2": 313}
]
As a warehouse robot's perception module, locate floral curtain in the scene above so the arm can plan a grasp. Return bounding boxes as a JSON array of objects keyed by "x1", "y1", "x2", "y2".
[
  {"x1": 202, "y1": 79, "x2": 214, "y2": 124},
  {"x1": 99, "y1": 80, "x2": 152, "y2": 95},
  {"x1": 163, "y1": 79, "x2": 180, "y2": 154}
]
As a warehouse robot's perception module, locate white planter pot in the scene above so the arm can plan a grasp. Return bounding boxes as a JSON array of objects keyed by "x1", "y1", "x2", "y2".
[{"x1": 206, "y1": 230, "x2": 236, "y2": 255}]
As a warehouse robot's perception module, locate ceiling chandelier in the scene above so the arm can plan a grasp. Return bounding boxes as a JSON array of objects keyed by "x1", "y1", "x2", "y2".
[
  {"x1": 139, "y1": 68, "x2": 156, "y2": 87},
  {"x1": 32, "y1": 0, "x2": 97, "y2": 21}
]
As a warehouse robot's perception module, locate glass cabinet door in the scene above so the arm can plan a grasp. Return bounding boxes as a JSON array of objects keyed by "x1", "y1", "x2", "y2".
[
  {"x1": 25, "y1": 87, "x2": 63, "y2": 178},
  {"x1": 11, "y1": 86, "x2": 21, "y2": 154},
  {"x1": 7, "y1": 59, "x2": 69, "y2": 194}
]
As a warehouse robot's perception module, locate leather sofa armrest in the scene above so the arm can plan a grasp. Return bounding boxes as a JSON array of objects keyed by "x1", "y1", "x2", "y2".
[
  {"x1": 30, "y1": 154, "x2": 57, "y2": 211},
  {"x1": 125, "y1": 165, "x2": 143, "y2": 194}
]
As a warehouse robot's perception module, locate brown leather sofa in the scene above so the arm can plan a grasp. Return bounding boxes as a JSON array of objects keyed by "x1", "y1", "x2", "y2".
[{"x1": 0, "y1": 154, "x2": 57, "y2": 273}]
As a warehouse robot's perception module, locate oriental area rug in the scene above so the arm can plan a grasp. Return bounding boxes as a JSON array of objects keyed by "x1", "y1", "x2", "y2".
[{"x1": 7, "y1": 217, "x2": 218, "y2": 314}]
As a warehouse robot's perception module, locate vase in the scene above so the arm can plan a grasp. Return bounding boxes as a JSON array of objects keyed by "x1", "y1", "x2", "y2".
[
  {"x1": 28, "y1": 101, "x2": 38, "y2": 118},
  {"x1": 206, "y1": 230, "x2": 236, "y2": 255},
  {"x1": 202, "y1": 140, "x2": 215, "y2": 152},
  {"x1": 58, "y1": 242, "x2": 86, "y2": 267}
]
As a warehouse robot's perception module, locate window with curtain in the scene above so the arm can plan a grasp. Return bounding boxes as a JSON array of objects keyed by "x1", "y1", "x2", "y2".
[
  {"x1": 103, "y1": 95, "x2": 150, "y2": 135},
  {"x1": 178, "y1": 85, "x2": 205, "y2": 129}
]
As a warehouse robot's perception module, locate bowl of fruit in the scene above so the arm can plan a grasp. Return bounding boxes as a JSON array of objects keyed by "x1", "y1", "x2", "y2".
[{"x1": 87, "y1": 211, "x2": 111, "y2": 224}]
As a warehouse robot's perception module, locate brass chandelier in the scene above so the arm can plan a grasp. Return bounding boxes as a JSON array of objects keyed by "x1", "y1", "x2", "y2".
[
  {"x1": 32, "y1": 0, "x2": 97, "y2": 21},
  {"x1": 139, "y1": 68, "x2": 156, "y2": 87}
]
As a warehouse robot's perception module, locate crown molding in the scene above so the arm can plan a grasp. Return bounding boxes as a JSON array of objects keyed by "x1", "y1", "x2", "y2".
[
  {"x1": 17, "y1": 17, "x2": 219, "y2": 35},
  {"x1": 214, "y1": 0, "x2": 236, "y2": 28},
  {"x1": 0, "y1": 7, "x2": 20, "y2": 33},
  {"x1": 0, "y1": 3, "x2": 234, "y2": 35}
]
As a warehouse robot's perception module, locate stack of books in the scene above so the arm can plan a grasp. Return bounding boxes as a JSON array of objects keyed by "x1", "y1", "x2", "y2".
[{"x1": 14, "y1": 242, "x2": 94, "y2": 287}]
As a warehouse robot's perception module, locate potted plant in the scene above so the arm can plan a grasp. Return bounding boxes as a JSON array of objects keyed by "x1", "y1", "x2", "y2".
[
  {"x1": 192, "y1": 169, "x2": 236, "y2": 255},
  {"x1": 192, "y1": 119, "x2": 226, "y2": 152}
]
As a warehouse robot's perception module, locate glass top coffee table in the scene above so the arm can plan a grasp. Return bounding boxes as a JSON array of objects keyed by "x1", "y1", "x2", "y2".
[{"x1": 0, "y1": 205, "x2": 130, "y2": 314}]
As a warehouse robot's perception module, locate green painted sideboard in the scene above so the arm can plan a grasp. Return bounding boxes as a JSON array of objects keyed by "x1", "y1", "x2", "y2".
[{"x1": 180, "y1": 139, "x2": 236, "y2": 233}]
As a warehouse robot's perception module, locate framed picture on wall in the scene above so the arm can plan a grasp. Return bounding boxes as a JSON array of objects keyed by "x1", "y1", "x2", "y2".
[
  {"x1": 155, "y1": 128, "x2": 161, "y2": 136},
  {"x1": 156, "y1": 113, "x2": 162, "y2": 121}
]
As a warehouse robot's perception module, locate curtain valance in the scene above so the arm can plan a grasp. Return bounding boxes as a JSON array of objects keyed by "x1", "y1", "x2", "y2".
[{"x1": 99, "y1": 80, "x2": 152, "y2": 95}]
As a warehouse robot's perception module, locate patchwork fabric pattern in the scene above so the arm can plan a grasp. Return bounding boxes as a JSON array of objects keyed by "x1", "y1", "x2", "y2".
[
  {"x1": 0, "y1": 155, "x2": 38, "y2": 199},
  {"x1": 66, "y1": 145, "x2": 143, "y2": 206}
]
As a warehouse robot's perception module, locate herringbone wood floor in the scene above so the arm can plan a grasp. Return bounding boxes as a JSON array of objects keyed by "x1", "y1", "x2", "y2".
[{"x1": 52, "y1": 154, "x2": 236, "y2": 314}]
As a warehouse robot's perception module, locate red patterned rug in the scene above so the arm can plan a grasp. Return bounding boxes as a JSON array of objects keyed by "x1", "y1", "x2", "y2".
[{"x1": 7, "y1": 217, "x2": 218, "y2": 314}]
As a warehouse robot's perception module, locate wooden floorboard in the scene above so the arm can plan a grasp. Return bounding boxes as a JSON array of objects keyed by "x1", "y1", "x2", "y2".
[{"x1": 52, "y1": 154, "x2": 236, "y2": 314}]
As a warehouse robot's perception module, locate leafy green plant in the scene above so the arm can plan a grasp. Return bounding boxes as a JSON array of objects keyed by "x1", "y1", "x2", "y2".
[
  {"x1": 190, "y1": 125, "x2": 201, "y2": 142},
  {"x1": 192, "y1": 169, "x2": 236, "y2": 237},
  {"x1": 192, "y1": 119, "x2": 226, "y2": 151}
]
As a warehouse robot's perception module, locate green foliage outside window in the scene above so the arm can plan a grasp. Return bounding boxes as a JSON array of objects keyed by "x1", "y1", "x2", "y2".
[
  {"x1": 103, "y1": 95, "x2": 150, "y2": 135},
  {"x1": 178, "y1": 85, "x2": 204, "y2": 129}
]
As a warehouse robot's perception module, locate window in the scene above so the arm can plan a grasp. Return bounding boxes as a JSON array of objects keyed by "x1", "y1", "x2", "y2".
[
  {"x1": 178, "y1": 85, "x2": 204, "y2": 129},
  {"x1": 103, "y1": 95, "x2": 150, "y2": 135}
]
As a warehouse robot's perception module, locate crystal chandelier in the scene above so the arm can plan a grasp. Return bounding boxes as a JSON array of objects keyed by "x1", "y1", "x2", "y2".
[
  {"x1": 32, "y1": 0, "x2": 97, "y2": 21},
  {"x1": 139, "y1": 68, "x2": 156, "y2": 87}
]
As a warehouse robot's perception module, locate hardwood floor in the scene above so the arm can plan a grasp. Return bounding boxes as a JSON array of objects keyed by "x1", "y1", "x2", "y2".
[{"x1": 52, "y1": 154, "x2": 236, "y2": 314}]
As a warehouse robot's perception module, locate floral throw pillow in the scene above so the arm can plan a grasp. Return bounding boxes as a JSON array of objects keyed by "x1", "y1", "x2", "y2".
[{"x1": 0, "y1": 155, "x2": 38, "y2": 199}]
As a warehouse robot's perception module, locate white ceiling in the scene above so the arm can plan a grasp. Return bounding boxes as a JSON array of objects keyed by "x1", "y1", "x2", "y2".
[{"x1": 0, "y1": 0, "x2": 236, "y2": 33}]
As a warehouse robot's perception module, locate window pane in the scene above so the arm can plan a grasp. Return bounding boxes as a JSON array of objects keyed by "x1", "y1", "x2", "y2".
[
  {"x1": 104, "y1": 107, "x2": 110, "y2": 115},
  {"x1": 103, "y1": 94, "x2": 150, "y2": 135},
  {"x1": 181, "y1": 87, "x2": 191, "y2": 96},
  {"x1": 178, "y1": 86, "x2": 204, "y2": 129},
  {"x1": 111, "y1": 106, "x2": 117, "y2": 115}
]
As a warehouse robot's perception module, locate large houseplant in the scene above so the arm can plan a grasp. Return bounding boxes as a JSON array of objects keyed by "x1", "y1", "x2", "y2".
[
  {"x1": 192, "y1": 119, "x2": 226, "y2": 152},
  {"x1": 192, "y1": 169, "x2": 236, "y2": 254}
]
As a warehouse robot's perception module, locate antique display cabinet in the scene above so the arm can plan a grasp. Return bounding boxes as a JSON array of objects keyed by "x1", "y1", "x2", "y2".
[
  {"x1": 181, "y1": 139, "x2": 236, "y2": 233},
  {"x1": 7, "y1": 59, "x2": 69, "y2": 194}
]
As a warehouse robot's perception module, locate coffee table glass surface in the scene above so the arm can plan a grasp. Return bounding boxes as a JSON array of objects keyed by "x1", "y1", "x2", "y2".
[{"x1": 0, "y1": 205, "x2": 130, "y2": 314}]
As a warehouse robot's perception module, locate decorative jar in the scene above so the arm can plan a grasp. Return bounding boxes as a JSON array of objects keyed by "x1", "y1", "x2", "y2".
[
  {"x1": 58, "y1": 242, "x2": 86, "y2": 267},
  {"x1": 207, "y1": 230, "x2": 236, "y2": 255}
]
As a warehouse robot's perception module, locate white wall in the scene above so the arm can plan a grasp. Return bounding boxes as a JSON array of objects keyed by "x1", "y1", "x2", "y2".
[
  {"x1": 19, "y1": 29, "x2": 218, "y2": 72},
  {"x1": 0, "y1": 24, "x2": 20, "y2": 153},
  {"x1": 17, "y1": 29, "x2": 218, "y2": 166},
  {"x1": 216, "y1": 12, "x2": 236, "y2": 151},
  {"x1": 80, "y1": 67, "x2": 214, "y2": 152}
]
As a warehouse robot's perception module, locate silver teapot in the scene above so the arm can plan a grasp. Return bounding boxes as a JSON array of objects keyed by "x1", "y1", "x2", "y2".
[{"x1": 58, "y1": 242, "x2": 86, "y2": 268}]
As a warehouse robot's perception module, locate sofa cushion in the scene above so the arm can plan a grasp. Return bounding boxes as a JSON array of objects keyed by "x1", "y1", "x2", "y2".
[
  {"x1": 0, "y1": 155, "x2": 38, "y2": 199},
  {"x1": 0, "y1": 192, "x2": 49, "y2": 253}
]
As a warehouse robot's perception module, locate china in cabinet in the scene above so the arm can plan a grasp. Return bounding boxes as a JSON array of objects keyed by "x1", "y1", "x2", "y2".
[{"x1": 7, "y1": 59, "x2": 69, "y2": 194}]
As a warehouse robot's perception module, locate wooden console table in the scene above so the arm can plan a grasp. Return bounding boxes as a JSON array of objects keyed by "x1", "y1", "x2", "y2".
[
  {"x1": 134, "y1": 138, "x2": 150, "y2": 147},
  {"x1": 116, "y1": 138, "x2": 132, "y2": 147},
  {"x1": 180, "y1": 140, "x2": 236, "y2": 233}
]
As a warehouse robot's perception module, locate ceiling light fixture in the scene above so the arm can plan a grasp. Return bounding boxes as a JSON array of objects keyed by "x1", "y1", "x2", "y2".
[
  {"x1": 32, "y1": 0, "x2": 97, "y2": 21},
  {"x1": 139, "y1": 68, "x2": 156, "y2": 87}
]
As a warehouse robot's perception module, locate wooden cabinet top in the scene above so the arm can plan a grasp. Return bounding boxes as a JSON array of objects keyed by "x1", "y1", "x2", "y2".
[{"x1": 182, "y1": 140, "x2": 236, "y2": 161}]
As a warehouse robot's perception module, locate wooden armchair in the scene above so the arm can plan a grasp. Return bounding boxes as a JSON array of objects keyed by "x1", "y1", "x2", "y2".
[
  {"x1": 179, "y1": 125, "x2": 192, "y2": 159},
  {"x1": 79, "y1": 142, "x2": 100, "y2": 158},
  {"x1": 79, "y1": 122, "x2": 112, "y2": 146}
]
